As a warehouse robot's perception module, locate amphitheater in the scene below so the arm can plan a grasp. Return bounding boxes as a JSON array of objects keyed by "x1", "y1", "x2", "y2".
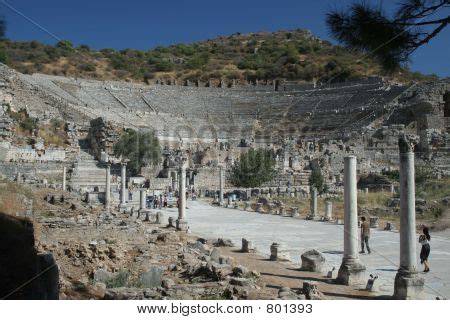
[{"x1": 0, "y1": 63, "x2": 449, "y2": 194}]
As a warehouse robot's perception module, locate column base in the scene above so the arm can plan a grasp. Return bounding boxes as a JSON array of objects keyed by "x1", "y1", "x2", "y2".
[
  {"x1": 176, "y1": 219, "x2": 188, "y2": 231},
  {"x1": 336, "y1": 257, "x2": 366, "y2": 286},
  {"x1": 393, "y1": 270, "x2": 424, "y2": 300}
]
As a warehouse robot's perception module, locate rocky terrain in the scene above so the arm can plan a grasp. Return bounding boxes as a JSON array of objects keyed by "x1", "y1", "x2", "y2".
[{"x1": 12, "y1": 188, "x2": 314, "y2": 300}]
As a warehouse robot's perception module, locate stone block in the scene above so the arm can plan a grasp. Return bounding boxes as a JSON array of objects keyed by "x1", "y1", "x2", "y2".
[
  {"x1": 300, "y1": 249, "x2": 326, "y2": 272},
  {"x1": 139, "y1": 267, "x2": 164, "y2": 288}
]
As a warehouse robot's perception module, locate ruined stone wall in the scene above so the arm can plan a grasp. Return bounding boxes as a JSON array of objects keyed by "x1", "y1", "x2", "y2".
[
  {"x1": 87, "y1": 117, "x2": 120, "y2": 160},
  {"x1": 194, "y1": 167, "x2": 221, "y2": 189},
  {"x1": 0, "y1": 162, "x2": 66, "y2": 183}
]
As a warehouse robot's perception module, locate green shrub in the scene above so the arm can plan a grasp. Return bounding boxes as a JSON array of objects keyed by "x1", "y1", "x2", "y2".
[
  {"x1": 56, "y1": 40, "x2": 73, "y2": 50},
  {"x1": 0, "y1": 49, "x2": 8, "y2": 64},
  {"x1": 154, "y1": 60, "x2": 175, "y2": 72},
  {"x1": 381, "y1": 169, "x2": 400, "y2": 181},
  {"x1": 104, "y1": 271, "x2": 129, "y2": 288},
  {"x1": 20, "y1": 116, "x2": 38, "y2": 132},
  {"x1": 79, "y1": 63, "x2": 96, "y2": 72},
  {"x1": 186, "y1": 52, "x2": 209, "y2": 69}
]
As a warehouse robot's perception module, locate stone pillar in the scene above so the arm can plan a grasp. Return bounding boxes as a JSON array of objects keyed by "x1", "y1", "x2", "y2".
[
  {"x1": 241, "y1": 238, "x2": 255, "y2": 253},
  {"x1": 105, "y1": 164, "x2": 111, "y2": 208},
  {"x1": 390, "y1": 184, "x2": 395, "y2": 194},
  {"x1": 177, "y1": 158, "x2": 188, "y2": 231},
  {"x1": 219, "y1": 165, "x2": 224, "y2": 205},
  {"x1": 394, "y1": 134, "x2": 424, "y2": 299},
  {"x1": 62, "y1": 166, "x2": 66, "y2": 191},
  {"x1": 270, "y1": 243, "x2": 290, "y2": 261},
  {"x1": 120, "y1": 162, "x2": 127, "y2": 206},
  {"x1": 171, "y1": 173, "x2": 177, "y2": 191},
  {"x1": 307, "y1": 187, "x2": 318, "y2": 219},
  {"x1": 364, "y1": 187, "x2": 369, "y2": 194},
  {"x1": 174, "y1": 173, "x2": 179, "y2": 193},
  {"x1": 337, "y1": 156, "x2": 366, "y2": 285},
  {"x1": 16, "y1": 172, "x2": 21, "y2": 184},
  {"x1": 139, "y1": 189, "x2": 146, "y2": 211},
  {"x1": 325, "y1": 201, "x2": 332, "y2": 221}
]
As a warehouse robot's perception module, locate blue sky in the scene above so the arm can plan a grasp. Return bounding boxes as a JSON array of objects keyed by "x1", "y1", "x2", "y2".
[{"x1": 1, "y1": 0, "x2": 449, "y2": 77}]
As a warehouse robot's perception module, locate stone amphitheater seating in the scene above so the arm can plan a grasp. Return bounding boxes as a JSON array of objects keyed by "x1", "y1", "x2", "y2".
[{"x1": 23, "y1": 73, "x2": 409, "y2": 140}]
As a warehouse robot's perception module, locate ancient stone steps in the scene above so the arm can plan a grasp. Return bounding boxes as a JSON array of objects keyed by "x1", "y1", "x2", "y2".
[{"x1": 70, "y1": 148, "x2": 110, "y2": 191}]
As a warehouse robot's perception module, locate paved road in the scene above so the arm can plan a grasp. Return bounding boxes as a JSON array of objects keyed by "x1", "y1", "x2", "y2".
[{"x1": 161, "y1": 200, "x2": 450, "y2": 299}]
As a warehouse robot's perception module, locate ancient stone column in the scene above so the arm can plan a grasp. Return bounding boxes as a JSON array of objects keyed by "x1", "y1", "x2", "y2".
[
  {"x1": 337, "y1": 156, "x2": 366, "y2": 285},
  {"x1": 120, "y1": 162, "x2": 127, "y2": 206},
  {"x1": 219, "y1": 165, "x2": 224, "y2": 205},
  {"x1": 307, "y1": 187, "x2": 318, "y2": 219},
  {"x1": 241, "y1": 238, "x2": 255, "y2": 253},
  {"x1": 394, "y1": 134, "x2": 424, "y2": 299},
  {"x1": 390, "y1": 184, "x2": 395, "y2": 194},
  {"x1": 139, "y1": 189, "x2": 146, "y2": 211},
  {"x1": 16, "y1": 172, "x2": 21, "y2": 184},
  {"x1": 173, "y1": 173, "x2": 178, "y2": 193},
  {"x1": 171, "y1": 174, "x2": 177, "y2": 192},
  {"x1": 105, "y1": 163, "x2": 111, "y2": 208},
  {"x1": 62, "y1": 166, "x2": 66, "y2": 191},
  {"x1": 177, "y1": 158, "x2": 188, "y2": 231},
  {"x1": 325, "y1": 200, "x2": 332, "y2": 221}
]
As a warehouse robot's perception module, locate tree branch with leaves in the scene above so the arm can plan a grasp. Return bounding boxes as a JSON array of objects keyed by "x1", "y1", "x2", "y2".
[{"x1": 326, "y1": 0, "x2": 450, "y2": 70}]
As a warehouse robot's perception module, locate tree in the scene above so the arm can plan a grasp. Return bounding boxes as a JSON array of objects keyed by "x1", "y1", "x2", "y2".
[
  {"x1": 0, "y1": 16, "x2": 5, "y2": 39},
  {"x1": 230, "y1": 148, "x2": 276, "y2": 188},
  {"x1": 326, "y1": 1, "x2": 450, "y2": 70},
  {"x1": 309, "y1": 166, "x2": 327, "y2": 195},
  {"x1": 113, "y1": 129, "x2": 161, "y2": 175}
]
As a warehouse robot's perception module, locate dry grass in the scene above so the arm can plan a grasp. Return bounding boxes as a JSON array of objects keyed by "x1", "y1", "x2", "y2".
[
  {"x1": 0, "y1": 180, "x2": 32, "y2": 216},
  {"x1": 0, "y1": 193, "x2": 26, "y2": 216},
  {"x1": 357, "y1": 191, "x2": 391, "y2": 208}
]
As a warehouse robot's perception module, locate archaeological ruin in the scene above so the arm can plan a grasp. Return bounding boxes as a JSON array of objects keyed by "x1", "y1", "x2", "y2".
[{"x1": 1, "y1": 60, "x2": 449, "y2": 300}]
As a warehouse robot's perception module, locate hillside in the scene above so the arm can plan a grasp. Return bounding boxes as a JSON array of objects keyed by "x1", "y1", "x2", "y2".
[{"x1": 0, "y1": 29, "x2": 436, "y2": 85}]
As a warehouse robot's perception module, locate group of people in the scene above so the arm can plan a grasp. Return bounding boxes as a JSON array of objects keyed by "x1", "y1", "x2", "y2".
[
  {"x1": 152, "y1": 193, "x2": 168, "y2": 209},
  {"x1": 359, "y1": 216, "x2": 431, "y2": 272}
]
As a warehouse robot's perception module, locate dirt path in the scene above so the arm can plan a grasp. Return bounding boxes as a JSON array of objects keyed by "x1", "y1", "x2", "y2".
[{"x1": 220, "y1": 247, "x2": 386, "y2": 300}]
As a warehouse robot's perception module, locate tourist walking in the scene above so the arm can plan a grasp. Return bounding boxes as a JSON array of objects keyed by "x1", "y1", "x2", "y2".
[
  {"x1": 419, "y1": 227, "x2": 431, "y2": 272},
  {"x1": 360, "y1": 216, "x2": 371, "y2": 254}
]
